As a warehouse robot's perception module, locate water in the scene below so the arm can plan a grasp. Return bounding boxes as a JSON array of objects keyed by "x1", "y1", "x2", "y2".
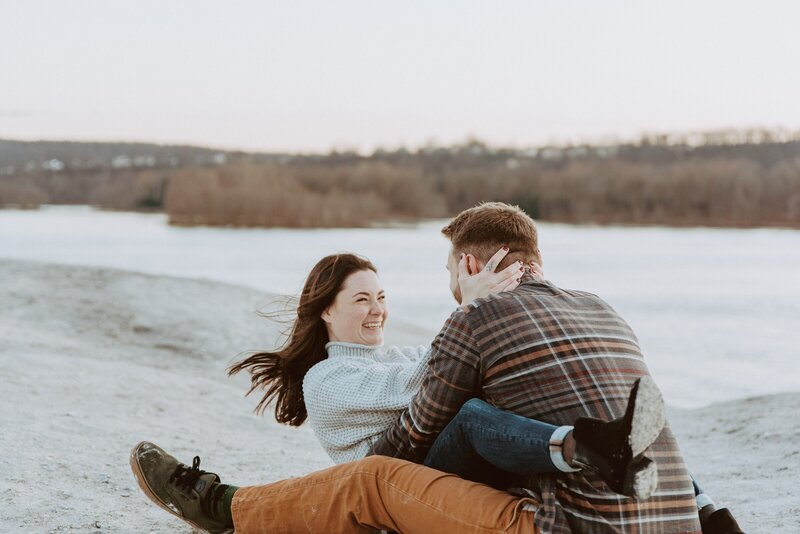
[{"x1": 2, "y1": 206, "x2": 799, "y2": 408}]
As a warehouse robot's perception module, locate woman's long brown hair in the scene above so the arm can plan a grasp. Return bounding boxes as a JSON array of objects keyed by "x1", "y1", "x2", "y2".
[{"x1": 229, "y1": 253, "x2": 377, "y2": 426}]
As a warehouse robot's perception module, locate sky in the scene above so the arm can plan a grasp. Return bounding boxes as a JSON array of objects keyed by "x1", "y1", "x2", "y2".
[{"x1": 2, "y1": 1, "x2": 799, "y2": 153}]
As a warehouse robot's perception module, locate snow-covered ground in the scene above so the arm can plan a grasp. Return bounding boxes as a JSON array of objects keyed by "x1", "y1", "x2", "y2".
[{"x1": 1, "y1": 259, "x2": 796, "y2": 532}]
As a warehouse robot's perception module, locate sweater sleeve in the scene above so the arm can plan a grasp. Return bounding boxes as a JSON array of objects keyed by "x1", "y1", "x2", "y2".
[
  {"x1": 303, "y1": 355, "x2": 428, "y2": 464},
  {"x1": 396, "y1": 345, "x2": 431, "y2": 364},
  {"x1": 369, "y1": 310, "x2": 482, "y2": 462}
]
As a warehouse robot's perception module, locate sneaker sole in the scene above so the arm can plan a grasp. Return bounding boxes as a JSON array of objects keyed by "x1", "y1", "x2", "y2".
[
  {"x1": 624, "y1": 456, "x2": 659, "y2": 500},
  {"x1": 628, "y1": 376, "x2": 666, "y2": 457},
  {"x1": 129, "y1": 441, "x2": 233, "y2": 534}
]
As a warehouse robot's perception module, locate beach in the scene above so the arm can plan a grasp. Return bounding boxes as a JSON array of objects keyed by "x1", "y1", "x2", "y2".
[{"x1": 1, "y1": 259, "x2": 796, "y2": 532}]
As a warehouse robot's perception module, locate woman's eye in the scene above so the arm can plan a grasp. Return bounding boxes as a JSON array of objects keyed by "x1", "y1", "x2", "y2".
[
  {"x1": 378, "y1": 295, "x2": 386, "y2": 300},
  {"x1": 357, "y1": 298, "x2": 368, "y2": 302}
]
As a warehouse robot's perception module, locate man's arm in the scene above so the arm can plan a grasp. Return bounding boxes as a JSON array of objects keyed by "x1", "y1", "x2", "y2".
[{"x1": 369, "y1": 309, "x2": 482, "y2": 462}]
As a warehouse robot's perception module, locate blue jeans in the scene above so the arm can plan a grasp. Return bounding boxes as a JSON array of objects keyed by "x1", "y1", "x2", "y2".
[
  {"x1": 423, "y1": 398, "x2": 707, "y2": 503},
  {"x1": 423, "y1": 398, "x2": 561, "y2": 488}
]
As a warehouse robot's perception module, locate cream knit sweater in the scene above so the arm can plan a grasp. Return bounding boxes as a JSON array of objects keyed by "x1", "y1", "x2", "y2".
[{"x1": 302, "y1": 341, "x2": 429, "y2": 464}]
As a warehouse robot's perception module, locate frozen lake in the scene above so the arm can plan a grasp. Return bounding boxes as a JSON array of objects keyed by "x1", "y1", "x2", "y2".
[{"x1": 2, "y1": 206, "x2": 799, "y2": 408}]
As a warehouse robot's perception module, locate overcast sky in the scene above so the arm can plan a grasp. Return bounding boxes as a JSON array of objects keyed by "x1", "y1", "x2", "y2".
[{"x1": 2, "y1": 1, "x2": 799, "y2": 152}]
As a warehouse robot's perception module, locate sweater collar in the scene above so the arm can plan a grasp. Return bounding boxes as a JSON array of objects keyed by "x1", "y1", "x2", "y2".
[{"x1": 325, "y1": 341, "x2": 384, "y2": 359}]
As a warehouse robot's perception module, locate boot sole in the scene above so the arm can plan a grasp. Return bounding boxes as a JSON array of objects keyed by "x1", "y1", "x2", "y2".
[
  {"x1": 623, "y1": 456, "x2": 659, "y2": 500},
  {"x1": 628, "y1": 376, "x2": 666, "y2": 457},
  {"x1": 129, "y1": 441, "x2": 233, "y2": 534}
]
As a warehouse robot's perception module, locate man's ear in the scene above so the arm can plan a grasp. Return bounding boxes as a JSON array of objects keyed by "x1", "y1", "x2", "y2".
[{"x1": 466, "y1": 254, "x2": 480, "y2": 275}]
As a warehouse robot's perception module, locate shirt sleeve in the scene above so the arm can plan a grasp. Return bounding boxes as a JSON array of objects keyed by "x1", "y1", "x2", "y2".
[{"x1": 369, "y1": 309, "x2": 482, "y2": 462}]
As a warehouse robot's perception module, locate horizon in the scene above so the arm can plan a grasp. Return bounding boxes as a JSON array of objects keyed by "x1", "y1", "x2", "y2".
[
  {"x1": 3, "y1": 1, "x2": 800, "y2": 152},
  {"x1": 6, "y1": 124, "x2": 800, "y2": 158}
]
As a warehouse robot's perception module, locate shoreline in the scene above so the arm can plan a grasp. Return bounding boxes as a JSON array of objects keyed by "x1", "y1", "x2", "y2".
[{"x1": 6, "y1": 204, "x2": 800, "y2": 231}]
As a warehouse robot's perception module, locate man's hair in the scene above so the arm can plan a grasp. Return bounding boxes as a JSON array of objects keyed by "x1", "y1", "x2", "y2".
[{"x1": 441, "y1": 202, "x2": 540, "y2": 270}]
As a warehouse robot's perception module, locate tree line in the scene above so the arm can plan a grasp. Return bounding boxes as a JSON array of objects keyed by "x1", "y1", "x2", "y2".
[{"x1": 2, "y1": 132, "x2": 799, "y2": 228}]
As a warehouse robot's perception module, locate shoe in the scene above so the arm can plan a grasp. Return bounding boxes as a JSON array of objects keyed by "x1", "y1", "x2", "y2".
[
  {"x1": 571, "y1": 376, "x2": 666, "y2": 499},
  {"x1": 701, "y1": 508, "x2": 745, "y2": 534},
  {"x1": 130, "y1": 441, "x2": 233, "y2": 534}
]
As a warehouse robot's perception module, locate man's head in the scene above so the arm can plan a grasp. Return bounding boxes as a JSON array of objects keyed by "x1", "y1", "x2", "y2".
[{"x1": 442, "y1": 202, "x2": 541, "y2": 303}]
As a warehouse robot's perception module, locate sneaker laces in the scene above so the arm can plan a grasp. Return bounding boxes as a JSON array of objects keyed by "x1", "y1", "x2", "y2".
[
  {"x1": 168, "y1": 456, "x2": 207, "y2": 494},
  {"x1": 167, "y1": 456, "x2": 227, "y2": 518}
]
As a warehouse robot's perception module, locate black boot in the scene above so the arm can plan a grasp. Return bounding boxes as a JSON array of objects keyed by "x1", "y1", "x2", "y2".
[
  {"x1": 701, "y1": 508, "x2": 746, "y2": 534},
  {"x1": 571, "y1": 376, "x2": 666, "y2": 499}
]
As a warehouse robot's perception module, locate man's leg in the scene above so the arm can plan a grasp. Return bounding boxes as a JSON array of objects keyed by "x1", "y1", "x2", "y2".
[
  {"x1": 233, "y1": 455, "x2": 539, "y2": 534},
  {"x1": 130, "y1": 442, "x2": 539, "y2": 534}
]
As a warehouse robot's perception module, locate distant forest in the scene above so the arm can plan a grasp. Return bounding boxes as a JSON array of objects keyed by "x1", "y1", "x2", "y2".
[{"x1": 2, "y1": 130, "x2": 800, "y2": 228}]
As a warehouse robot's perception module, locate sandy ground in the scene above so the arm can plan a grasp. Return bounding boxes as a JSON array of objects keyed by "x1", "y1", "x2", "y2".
[{"x1": 0, "y1": 259, "x2": 796, "y2": 533}]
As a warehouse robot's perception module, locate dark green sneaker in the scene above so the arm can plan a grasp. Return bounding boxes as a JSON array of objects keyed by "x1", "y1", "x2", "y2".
[{"x1": 130, "y1": 441, "x2": 233, "y2": 534}]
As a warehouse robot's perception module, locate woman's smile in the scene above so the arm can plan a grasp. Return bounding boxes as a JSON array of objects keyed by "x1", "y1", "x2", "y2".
[{"x1": 322, "y1": 269, "x2": 389, "y2": 345}]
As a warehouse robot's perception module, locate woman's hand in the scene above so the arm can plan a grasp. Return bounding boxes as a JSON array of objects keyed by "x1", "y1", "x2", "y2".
[
  {"x1": 528, "y1": 261, "x2": 545, "y2": 282},
  {"x1": 458, "y1": 247, "x2": 524, "y2": 309}
]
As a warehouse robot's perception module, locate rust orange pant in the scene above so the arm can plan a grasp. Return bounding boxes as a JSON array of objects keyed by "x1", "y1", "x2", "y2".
[{"x1": 231, "y1": 455, "x2": 540, "y2": 534}]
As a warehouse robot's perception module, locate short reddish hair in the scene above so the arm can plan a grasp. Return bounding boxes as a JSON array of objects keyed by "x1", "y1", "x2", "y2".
[{"x1": 441, "y1": 202, "x2": 540, "y2": 270}]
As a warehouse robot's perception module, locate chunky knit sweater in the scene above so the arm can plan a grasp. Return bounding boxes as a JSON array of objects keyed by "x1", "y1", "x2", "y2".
[{"x1": 302, "y1": 342, "x2": 429, "y2": 464}]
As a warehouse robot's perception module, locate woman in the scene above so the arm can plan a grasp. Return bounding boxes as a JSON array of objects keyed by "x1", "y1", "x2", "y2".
[{"x1": 228, "y1": 251, "x2": 665, "y2": 498}]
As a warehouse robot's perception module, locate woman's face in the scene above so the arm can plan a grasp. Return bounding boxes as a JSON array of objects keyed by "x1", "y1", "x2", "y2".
[{"x1": 322, "y1": 269, "x2": 388, "y2": 346}]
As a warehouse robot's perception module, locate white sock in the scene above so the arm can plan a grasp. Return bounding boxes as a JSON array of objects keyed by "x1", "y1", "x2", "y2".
[
  {"x1": 549, "y1": 425, "x2": 581, "y2": 473},
  {"x1": 696, "y1": 492, "x2": 715, "y2": 510}
]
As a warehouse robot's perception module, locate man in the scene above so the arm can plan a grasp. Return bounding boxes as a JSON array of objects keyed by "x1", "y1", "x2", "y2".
[
  {"x1": 368, "y1": 202, "x2": 702, "y2": 532},
  {"x1": 131, "y1": 203, "x2": 742, "y2": 533}
]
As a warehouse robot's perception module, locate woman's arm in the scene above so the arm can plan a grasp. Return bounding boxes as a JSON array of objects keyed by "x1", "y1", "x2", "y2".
[
  {"x1": 457, "y1": 247, "x2": 545, "y2": 310},
  {"x1": 303, "y1": 357, "x2": 427, "y2": 463}
]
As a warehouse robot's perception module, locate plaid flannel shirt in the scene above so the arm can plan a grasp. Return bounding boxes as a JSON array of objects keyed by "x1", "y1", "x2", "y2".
[{"x1": 371, "y1": 276, "x2": 701, "y2": 534}]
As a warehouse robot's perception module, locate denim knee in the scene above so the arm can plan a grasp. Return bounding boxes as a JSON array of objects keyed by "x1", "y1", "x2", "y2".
[{"x1": 456, "y1": 398, "x2": 495, "y2": 425}]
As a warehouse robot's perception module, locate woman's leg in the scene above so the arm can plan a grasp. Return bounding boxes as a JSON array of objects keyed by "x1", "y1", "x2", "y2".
[
  {"x1": 423, "y1": 398, "x2": 576, "y2": 487},
  {"x1": 427, "y1": 399, "x2": 725, "y2": 517},
  {"x1": 424, "y1": 378, "x2": 668, "y2": 501},
  {"x1": 692, "y1": 475, "x2": 717, "y2": 520}
]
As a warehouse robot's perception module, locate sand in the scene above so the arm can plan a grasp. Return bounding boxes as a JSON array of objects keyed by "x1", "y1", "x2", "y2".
[{"x1": 0, "y1": 259, "x2": 796, "y2": 532}]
